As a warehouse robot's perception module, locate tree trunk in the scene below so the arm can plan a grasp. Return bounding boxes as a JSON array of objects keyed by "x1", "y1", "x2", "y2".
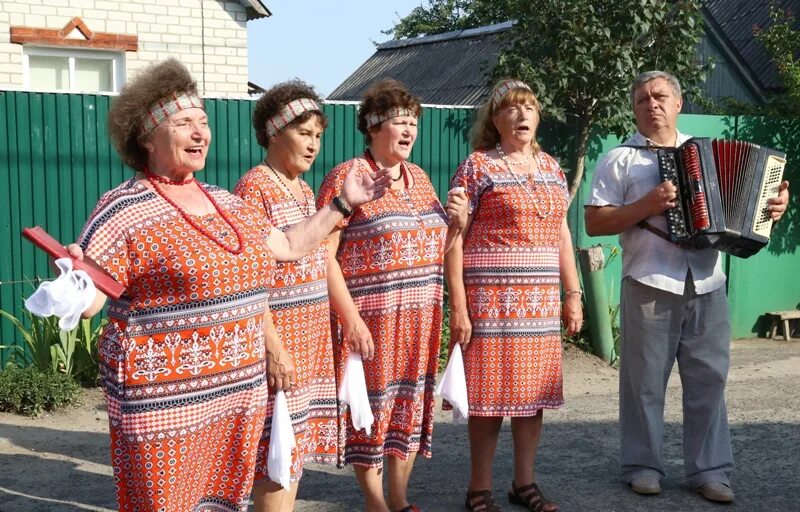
[{"x1": 568, "y1": 116, "x2": 592, "y2": 205}]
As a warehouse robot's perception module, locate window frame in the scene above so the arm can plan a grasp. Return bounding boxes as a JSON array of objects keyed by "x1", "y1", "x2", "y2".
[{"x1": 22, "y1": 46, "x2": 125, "y2": 94}]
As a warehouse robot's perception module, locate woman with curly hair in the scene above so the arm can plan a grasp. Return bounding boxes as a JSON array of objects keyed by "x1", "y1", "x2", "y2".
[
  {"x1": 446, "y1": 79, "x2": 582, "y2": 512},
  {"x1": 234, "y1": 80, "x2": 373, "y2": 511},
  {"x1": 65, "y1": 59, "x2": 390, "y2": 512},
  {"x1": 317, "y1": 79, "x2": 467, "y2": 512}
]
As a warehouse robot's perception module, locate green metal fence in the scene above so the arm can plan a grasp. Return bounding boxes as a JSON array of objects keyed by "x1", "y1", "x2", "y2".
[{"x1": 1, "y1": 91, "x2": 798, "y2": 366}]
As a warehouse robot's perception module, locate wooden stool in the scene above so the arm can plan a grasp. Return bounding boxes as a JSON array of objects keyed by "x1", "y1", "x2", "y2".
[{"x1": 767, "y1": 310, "x2": 800, "y2": 341}]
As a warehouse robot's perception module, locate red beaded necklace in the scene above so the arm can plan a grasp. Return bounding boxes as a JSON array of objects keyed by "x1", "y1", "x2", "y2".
[
  {"x1": 363, "y1": 150, "x2": 423, "y2": 224},
  {"x1": 148, "y1": 173, "x2": 195, "y2": 186},
  {"x1": 364, "y1": 149, "x2": 409, "y2": 188},
  {"x1": 265, "y1": 162, "x2": 313, "y2": 217},
  {"x1": 144, "y1": 169, "x2": 245, "y2": 255}
]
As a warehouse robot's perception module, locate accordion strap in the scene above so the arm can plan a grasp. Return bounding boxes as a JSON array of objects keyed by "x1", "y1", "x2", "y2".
[
  {"x1": 619, "y1": 143, "x2": 679, "y2": 150},
  {"x1": 637, "y1": 220, "x2": 671, "y2": 241},
  {"x1": 637, "y1": 220, "x2": 703, "y2": 251}
]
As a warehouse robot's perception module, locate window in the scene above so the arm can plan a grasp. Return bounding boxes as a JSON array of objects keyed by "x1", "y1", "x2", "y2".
[{"x1": 23, "y1": 47, "x2": 124, "y2": 93}]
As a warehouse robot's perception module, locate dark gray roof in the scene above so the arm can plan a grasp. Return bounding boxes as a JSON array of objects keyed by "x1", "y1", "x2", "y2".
[
  {"x1": 248, "y1": 81, "x2": 266, "y2": 96},
  {"x1": 327, "y1": 22, "x2": 513, "y2": 106},
  {"x1": 702, "y1": 0, "x2": 800, "y2": 91},
  {"x1": 329, "y1": 3, "x2": 798, "y2": 106},
  {"x1": 238, "y1": 0, "x2": 271, "y2": 20}
]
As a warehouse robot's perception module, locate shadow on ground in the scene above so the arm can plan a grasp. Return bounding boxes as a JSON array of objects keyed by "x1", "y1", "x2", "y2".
[{"x1": 292, "y1": 419, "x2": 798, "y2": 511}]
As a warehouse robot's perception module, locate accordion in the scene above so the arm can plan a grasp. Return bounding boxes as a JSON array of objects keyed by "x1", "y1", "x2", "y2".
[{"x1": 657, "y1": 138, "x2": 786, "y2": 258}]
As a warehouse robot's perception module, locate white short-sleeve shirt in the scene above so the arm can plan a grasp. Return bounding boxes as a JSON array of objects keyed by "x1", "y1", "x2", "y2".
[{"x1": 586, "y1": 131, "x2": 726, "y2": 296}]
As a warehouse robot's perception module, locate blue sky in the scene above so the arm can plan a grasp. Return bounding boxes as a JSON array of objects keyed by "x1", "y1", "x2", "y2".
[{"x1": 247, "y1": 0, "x2": 423, "y2": 97}]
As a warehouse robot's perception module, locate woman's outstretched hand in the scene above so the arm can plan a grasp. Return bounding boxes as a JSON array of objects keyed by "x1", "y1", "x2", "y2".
[{"x1": 340, "y1": 159, "x2": 392, "y2": 208}]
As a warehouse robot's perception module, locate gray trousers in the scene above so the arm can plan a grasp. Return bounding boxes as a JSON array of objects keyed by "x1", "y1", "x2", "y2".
[{"x1": 619, "y1": 276, "x2": 733, "y2": 487}]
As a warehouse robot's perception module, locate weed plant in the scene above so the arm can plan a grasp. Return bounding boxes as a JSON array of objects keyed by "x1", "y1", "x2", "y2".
[{"x1": 0, "y1": 366, "x2": 81, "y2": 417}]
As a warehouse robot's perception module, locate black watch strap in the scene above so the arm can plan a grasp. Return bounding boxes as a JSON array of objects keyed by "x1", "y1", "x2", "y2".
[{"x1": 332, "y1": 195, "x2": 353, "y2": 217}]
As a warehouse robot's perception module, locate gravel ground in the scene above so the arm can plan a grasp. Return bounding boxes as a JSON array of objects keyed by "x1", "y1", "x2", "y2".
[{"x1": 1, "y1": 337, "x2": 798, "y2": 512}]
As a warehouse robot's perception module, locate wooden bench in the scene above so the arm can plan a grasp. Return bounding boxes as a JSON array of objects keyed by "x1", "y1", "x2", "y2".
[{"x1": 767, "y1": 310, "x2": 800, "y2": 341}]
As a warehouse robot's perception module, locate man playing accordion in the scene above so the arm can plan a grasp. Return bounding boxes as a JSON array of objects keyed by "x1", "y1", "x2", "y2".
[{"x1": 584, "y1": 70, "x2": 789, "y2": 504}]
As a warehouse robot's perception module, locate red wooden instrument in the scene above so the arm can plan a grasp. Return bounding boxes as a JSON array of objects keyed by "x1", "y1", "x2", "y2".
[{"x1": 22, "y1": 226, "x2": 126, "y2": 300}]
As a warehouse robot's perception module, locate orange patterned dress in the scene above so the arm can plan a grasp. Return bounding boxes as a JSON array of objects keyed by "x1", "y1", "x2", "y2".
[
  {"x1": 317, "y1": 158, "x2": 447, "y2": 467},
  {"x1": 234, "y1": 166, "x2": 339, "y2": 484},
  {"x1": 78, "y1": 178, "x2": 273, "y2": 512},
  {"x1": 451, "y1": 150, "x2": 568, "y2": 417}
]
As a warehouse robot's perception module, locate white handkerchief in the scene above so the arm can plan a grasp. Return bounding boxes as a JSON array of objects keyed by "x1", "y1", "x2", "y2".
[
  {"x1": 25, "y1": 258, "x2": 97, "y2": 331},
  {"x1": 267, "y1": 390, "x2": 296, "y2": 490},
  {"x1": 338, "y1": 353, "x2": 374, "y2": 435},
  {"x1": 435, "y1": 343, "x2": 469, "y2": 424}
]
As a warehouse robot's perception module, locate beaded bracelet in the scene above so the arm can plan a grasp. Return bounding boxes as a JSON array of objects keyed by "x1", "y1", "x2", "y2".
[{"x1": 564, "y1": 289, "x2": 583, "y2": 297}]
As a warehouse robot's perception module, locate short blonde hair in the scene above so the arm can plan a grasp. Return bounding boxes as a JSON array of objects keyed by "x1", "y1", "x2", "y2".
[{"x1": 470, "y1": 80, "x2": 542, "y2": 152}]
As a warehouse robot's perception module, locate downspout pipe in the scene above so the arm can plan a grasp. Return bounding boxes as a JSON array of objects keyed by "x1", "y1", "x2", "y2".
[{"x1": 578, "y1": 245, "x2": 614, "y2": 364}]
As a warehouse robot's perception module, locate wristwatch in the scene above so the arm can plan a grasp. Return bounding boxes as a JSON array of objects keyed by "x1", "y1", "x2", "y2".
[{"x1": 332, "y1": 195, "x2": 353, "y2": 217}]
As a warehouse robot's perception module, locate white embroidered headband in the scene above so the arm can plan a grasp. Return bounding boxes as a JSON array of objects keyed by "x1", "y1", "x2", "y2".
[
  {"x1": 143, "y1": 93, "x2": 204, "y2": 132},
  {"x1": 266, "y1": 98, "x2": 321, "y2": 137},
  {"x1": 365, "y1": 107, "x2": 416, "y2": 129},
  {"x1": 491, "y1": 80, "x2": 532, "y2": 107}
]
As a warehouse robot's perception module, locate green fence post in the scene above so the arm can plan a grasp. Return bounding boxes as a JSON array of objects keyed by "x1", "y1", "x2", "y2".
[{"x1": 578, "y1": 245, "x2": 614, "y2": 363}]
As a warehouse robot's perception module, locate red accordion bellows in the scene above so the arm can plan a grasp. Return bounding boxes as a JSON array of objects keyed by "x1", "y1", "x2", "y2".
[{"x1": 681, "y1": 143, "x2": 711, "y2": 232}]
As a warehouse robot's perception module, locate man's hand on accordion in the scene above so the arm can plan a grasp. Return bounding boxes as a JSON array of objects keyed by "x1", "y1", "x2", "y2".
[
  {"x1": 768, "y1": 180, "x2": 790, "y2": 222},
  {"x1": 646, "y1": 181, "x2": 678, "y2": 215}
]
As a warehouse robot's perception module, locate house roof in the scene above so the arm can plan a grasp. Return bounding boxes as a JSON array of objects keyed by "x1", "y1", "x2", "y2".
[
  {"x1": 327, "y1": 21, "x2": 513, "y2": 106},
  {"x1": 328, "y1": 2, "x2": 799, "y2": 106},
  {"x1": 238, "y1": 0, "x2": 271, "y2": 20},
  {"x1": 248, "y1": 80, "x2": 266, "y2": 96},
  {"x1": 702, "y1": 0, "x2": 800, "y2": 92}
]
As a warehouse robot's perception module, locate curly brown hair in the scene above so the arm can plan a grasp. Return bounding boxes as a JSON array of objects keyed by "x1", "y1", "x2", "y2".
[
  {"x1": 357, "y1": 79, "x2": 422, "y2": 146},
  {"x1": 470, "y1": 79, "x2": 542, "y2": 152},
  {"x1": 107, "y1": 58, "x2": 199, "y2": 172},
  {"x1": 252, "y1": 80, "x2": 326, "y2": 149}
]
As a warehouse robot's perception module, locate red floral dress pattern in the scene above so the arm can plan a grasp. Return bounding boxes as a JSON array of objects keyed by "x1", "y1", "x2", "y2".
[
  {"x1": 317, "y1": 159, "x2": 447, "y2": 468},
  {"x1": 78, "y1": 178, "x2": 274, "y2": 512},
  {"x1": 451, "y1": 150, "x2": 568, "y2": 416},
  {"x1": 234, "y1": 166, "x2": 338, "y2": 484}
]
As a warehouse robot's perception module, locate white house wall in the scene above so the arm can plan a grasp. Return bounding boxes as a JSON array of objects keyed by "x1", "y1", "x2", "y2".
[{"x1": 0, "y1": 0, "x2": 250, "y2": 97}]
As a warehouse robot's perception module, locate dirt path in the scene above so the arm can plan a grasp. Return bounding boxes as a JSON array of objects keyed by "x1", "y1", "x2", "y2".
[{"x1": 1, "y1": 338, "x2": 799, "y2": 511}]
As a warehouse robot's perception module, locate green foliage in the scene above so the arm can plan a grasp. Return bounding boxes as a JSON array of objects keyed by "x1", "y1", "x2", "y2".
[
  {"x1": 496, "y1": 0, "x2": 706, "y2": 198},
  {"x1": 0, "y1": 308, "x2": 62, "y2": 373},
  {"x1": 753, "y1": 3, "x2": 800, "y2": 116},
  {"x1": 71, "y1": 318, "x2": 106, "y2": 386},
  {"x1": 384, "y1": 0, "x2": 511, "y2": 39},
  {"x1": 0, "y1": 308, "x2": 105, "y2": 385},
  {"x1": 0, "y1": 366, "x2": 81, "y2": 417},
  {"x1": 440, "y1": 303, "x2": 452, "y2": 369},
  {"x1": 497, "y1": 0, "x2": 705, "y2": 131},
  {"x1": 387, "y1": 0, "x2": 707, "y2": 200}
]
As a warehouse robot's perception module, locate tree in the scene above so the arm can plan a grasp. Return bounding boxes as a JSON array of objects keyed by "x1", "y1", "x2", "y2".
[
  {"x1": 383, "y1": 0, "x2": 511, "y2": 39},
  {"x1": 495, "y1": 0, "x2": 706, "y2": 201},
  {"x1": 387, "y1": 0, "x2": 707, "y2": 202},
  {"x1": 754, "y1": 3, "x2": 800, "y2": 116}
]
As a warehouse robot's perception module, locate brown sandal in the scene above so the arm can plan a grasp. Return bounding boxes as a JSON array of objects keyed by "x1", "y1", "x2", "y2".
[
  {"x1": 508, "y1": 481, "x2": 558, "y2": 512},
  {"x1": 465, "y1": 489, "x2": 501, "y2": 511}
]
